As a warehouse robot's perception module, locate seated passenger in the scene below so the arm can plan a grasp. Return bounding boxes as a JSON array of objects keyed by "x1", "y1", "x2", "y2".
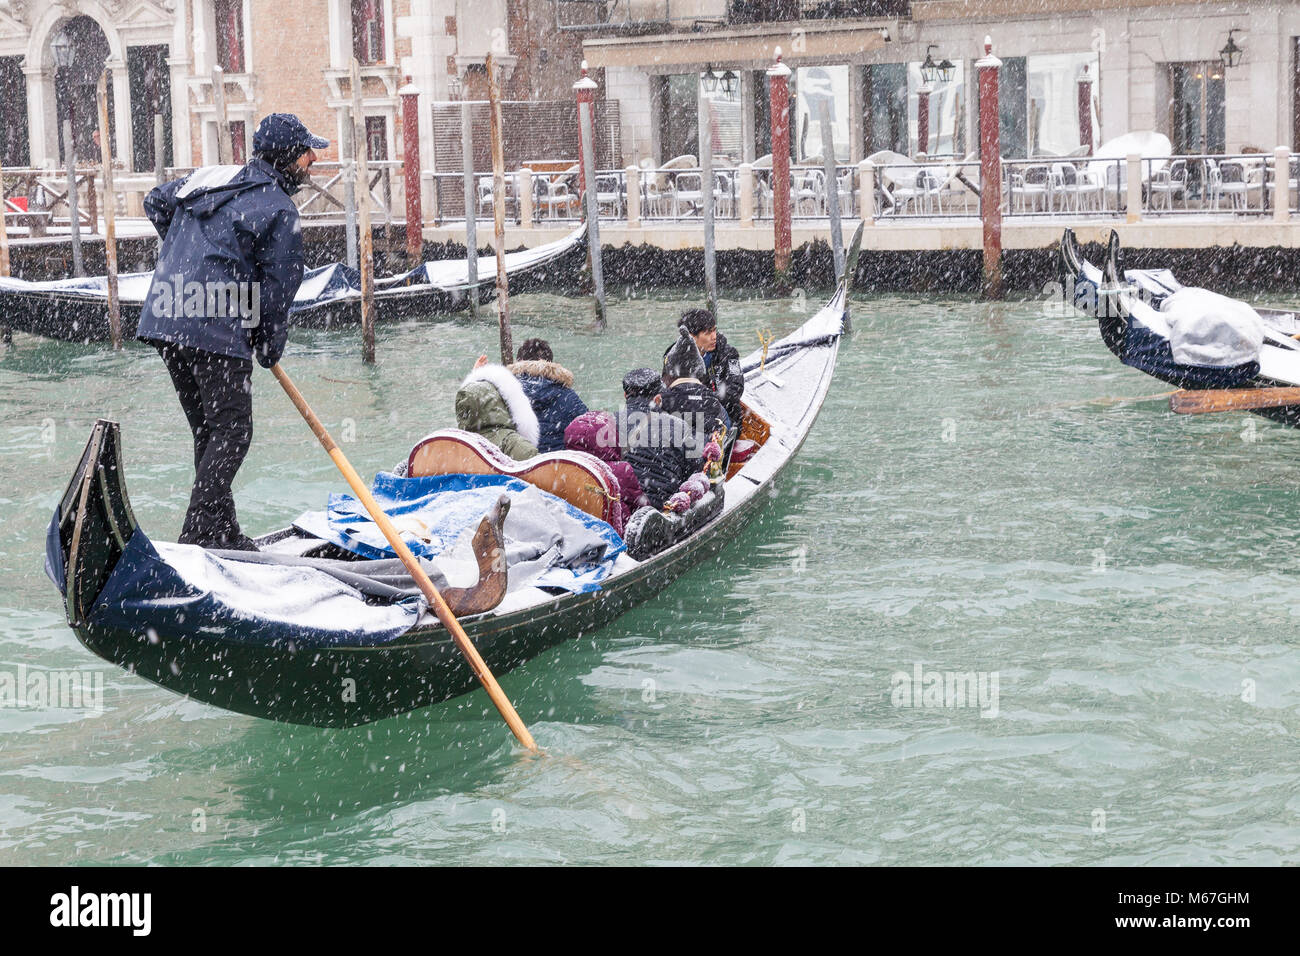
[
  {"x1": 660, "y1": 328, "x2": 729, "y2": 443},
  {"x1": 675, "y1": 308, "x2": 745, "y2": 428},
  {"x1": 564, "y1": 410, "x2": 648, "y2": 534},
  {"x1": 616, "y1": 367, "x2": 698, "y2": 511},
  {"x1": 509, "y1": 338, "x2": 589, "y2": 453},
  {"x1": 455, "y1": 355, "x2": 539, "y2": 460}
]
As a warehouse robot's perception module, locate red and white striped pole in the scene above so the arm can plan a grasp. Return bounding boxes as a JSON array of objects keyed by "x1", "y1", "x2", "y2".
[
  {"x1": 400, "y1": 76, "x2": 423, "y2": 262},
  {"x1": 977, "y1": 36, "x2": 1003, "y2": 300},
  {"x1": 1076, "y1": 64, "x2": 1094, "y2": 154},
  {"x1": 574, "y1": 60, "x2": 597, "y2": 199},
  {"x1": 768, "y1": 46, "x2": 792, "y2": 289}
]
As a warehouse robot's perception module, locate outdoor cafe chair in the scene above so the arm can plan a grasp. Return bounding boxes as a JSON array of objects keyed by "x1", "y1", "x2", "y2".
[
  {"x1": 1009, "y1": 163, "x2": 1051, "y2": 212},
  {"x1": 594, "y1": 172, "x2": 624, "y2": 218},
  {"x1": 792, "y1": 167, "x2": 825, "y2": 215},
  {"x1": 1149, "y1": 158, "x2": 1187, "y2": 211},
  {"x1": 1219, "y1": 159, "x2": 1262, "y2": 211},
  {"x1": 672, "y1": 171, "x2": 705, "y2": 218}
]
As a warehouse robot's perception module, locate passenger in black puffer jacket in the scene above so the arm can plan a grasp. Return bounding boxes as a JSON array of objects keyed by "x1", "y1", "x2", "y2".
[
  {"x1": 616, "y1": 368, "x2": 698, "y2": 510},
  {"x1": 508, "y1": 338, "x2": 589, "y2": 453},
  {"x1": 660, "y1": 327, "x2": 729, "y2": 445},
  {"x1": 668, "y1": 308, "x2": 746, "y2": 428}
]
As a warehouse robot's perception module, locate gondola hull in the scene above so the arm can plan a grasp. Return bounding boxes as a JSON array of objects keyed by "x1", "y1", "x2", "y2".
[
  {"x1": 1059, "y1": 228, "x2": 1300, "y2": 429},
  {"x1": 50, "y1": 268, "x2": 851, "y2": 727},
  {"x1": 1, "y1": 227, "x2": 584, "y2": 343}
]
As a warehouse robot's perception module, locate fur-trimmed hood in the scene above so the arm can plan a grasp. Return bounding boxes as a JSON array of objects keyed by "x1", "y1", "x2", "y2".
[
  {"x1": 459, "y1": 364, "x2": 541, "y2": 448},
  {"x1": 508, "y1": 359, "x2": 575, "y2": 388}
]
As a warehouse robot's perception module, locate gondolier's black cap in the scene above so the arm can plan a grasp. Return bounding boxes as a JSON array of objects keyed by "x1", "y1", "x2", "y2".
[
  {"x1": 622, "y1": 367, "x2": 662, "y2": 397},
  {"x1": 253, "y1": 113, "x2": 329, "y2": 153}
]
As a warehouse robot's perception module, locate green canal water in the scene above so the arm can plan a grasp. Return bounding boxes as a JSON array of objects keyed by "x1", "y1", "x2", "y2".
[{"x1": 1, "y1": 288, "x2": 1298, "y2": 865}]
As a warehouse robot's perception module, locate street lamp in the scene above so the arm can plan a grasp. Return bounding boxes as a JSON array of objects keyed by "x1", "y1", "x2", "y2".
[
  {"x1": 50, "y1": 31, "x2": 74, "y2": 71},
  {"x1": 920, "y1": 45, "x2": 953, "y2": 85},
  {"x1": 1220, "y1": 29, "x2": 1243, "y2": 69},
  {"x1": 700, "y1": 64, "x2": 719, "y2": 94},
  {"x1": 719, "y1": 69, "x2": 738, "y2": 100}
]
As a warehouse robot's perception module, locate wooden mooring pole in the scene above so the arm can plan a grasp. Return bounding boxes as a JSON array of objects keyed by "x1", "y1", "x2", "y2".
[
  {"x1": 818, "y1": 100, "x2": 844, "y2": 285},
  {"x1": 461, "y1": 95, "x2": 479, "y2": 320},
  {"x1": 576, "y1": 61, "x2": 606, "y2": 331},
  {"x1": 352, "y1": 59, "x2": 376, "y2": 362},
  {"x1": 97, "y1": 69, "x2": 121, "y2": 349},
  {"x1": 699, "y1": 71, "x2": 717, "y2": 319},
  {"x1": 213, "y1": 66, "x2": 233, "y2": 165},
  {"x1": 0, "y1": 155, "x2": 10, "y2": 279},
  {"x1": 487, "y1": 53, "x2": 512, "y2": 363},
  {"x1": 63, "y1": 119, "x2": 84, "y2": 277},
  {"x1": 767, "y1": 48, "x2": 792, "y2": 292}
]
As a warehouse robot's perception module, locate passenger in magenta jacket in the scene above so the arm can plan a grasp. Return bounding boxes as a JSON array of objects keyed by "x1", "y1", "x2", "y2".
[{"x1": 564, "y1": 410, "x2": 648, "y2": 535}]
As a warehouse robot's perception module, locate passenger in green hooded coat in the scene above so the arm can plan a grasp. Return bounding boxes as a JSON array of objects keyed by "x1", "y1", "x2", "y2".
[{"x1": 454, "y1": 356, "x2": 541, "y2": 460}]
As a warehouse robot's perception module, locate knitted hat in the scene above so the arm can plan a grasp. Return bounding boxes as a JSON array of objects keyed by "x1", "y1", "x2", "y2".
[
  {"x1": 622, "y1": 367, "x2": 662, "y2": 398},
  {"x1": 662, "y1": 329, "x2": 707, "y2": 382}
]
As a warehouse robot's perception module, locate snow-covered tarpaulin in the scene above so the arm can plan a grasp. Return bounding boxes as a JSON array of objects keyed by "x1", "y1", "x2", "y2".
[
  {"x1": 0, "y1": 225, "x2": 584, "y2": 316},
  {"x1": 45, "y1": 517, "x2": 424, "y2": 648},
  {"x1": 292, "y1": 472, "x2": 625, "y2": 595}
]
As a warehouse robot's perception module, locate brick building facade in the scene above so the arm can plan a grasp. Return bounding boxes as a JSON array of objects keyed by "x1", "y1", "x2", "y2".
[{"x1": 0, "y1": 0, "x2": 603, "y2": 214}]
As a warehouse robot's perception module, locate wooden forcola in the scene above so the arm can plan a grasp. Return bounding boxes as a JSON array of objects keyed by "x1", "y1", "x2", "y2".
[{"x1": 270, "y1": 362, "x2": 538, "y2": 752}]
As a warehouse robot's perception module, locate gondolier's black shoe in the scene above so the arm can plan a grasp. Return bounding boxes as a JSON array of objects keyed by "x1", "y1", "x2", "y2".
[{"x1": 195, "y1": 533, "x2": 259, "y2": 552}]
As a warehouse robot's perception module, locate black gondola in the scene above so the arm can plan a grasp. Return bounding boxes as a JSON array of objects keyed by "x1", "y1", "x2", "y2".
[
  {"x1": 0, "y1": 227, "x2": 585, "y2": 343},
  {"x1": 1059, "y1": 228, "x2": 1300, "y2": 429},
  {"x1": 44, "y1": 227, "x2": 860, "y2": 727}
]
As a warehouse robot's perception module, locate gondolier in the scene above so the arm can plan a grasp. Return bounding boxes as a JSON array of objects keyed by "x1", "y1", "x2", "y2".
[{"x1": 136, "y1": 113, "x2": 328, "y2": 550}]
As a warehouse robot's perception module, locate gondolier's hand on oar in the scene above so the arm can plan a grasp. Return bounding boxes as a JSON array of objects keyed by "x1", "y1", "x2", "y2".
[
  {"x1": 269, "y1": 362, "x2": 539, "y2": 754},
  {"x1": 1170, "y1": 387, "x2": 1300, "y2": 415}
]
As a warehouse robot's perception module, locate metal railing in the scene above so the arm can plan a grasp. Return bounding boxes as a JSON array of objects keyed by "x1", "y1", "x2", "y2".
[{"x1": 421, "y1": 151, "x2": 1300, "y2": 228}]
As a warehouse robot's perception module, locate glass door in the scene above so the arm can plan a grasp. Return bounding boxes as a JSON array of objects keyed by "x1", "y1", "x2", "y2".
[{"x1": 1171, "y1": 62, "x2": 1225, "y2": 154}]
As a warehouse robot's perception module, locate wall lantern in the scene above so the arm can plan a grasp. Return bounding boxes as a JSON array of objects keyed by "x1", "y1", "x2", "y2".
[
  {"x1": 1220, "y1": 29, "x2": 1243, "y2": 69},
  {"x1": 920, "y1": 45, "x2": 954, "y2": 85}
]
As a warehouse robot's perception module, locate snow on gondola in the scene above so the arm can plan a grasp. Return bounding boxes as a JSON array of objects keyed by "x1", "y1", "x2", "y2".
[
  {"x1": 1, "y1": 226, "x2": 586, "y2": 343},
  {"x1": 43, "y1": 226, "x2": 860, "y2": 728},
  {"x1": 1059, "y1": 227, "x2": 1300, "y2": 429}
]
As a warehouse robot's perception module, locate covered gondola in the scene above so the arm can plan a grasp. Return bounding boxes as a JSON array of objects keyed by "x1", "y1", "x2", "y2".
[
  {"x1": 1059, "y1": 228, "x2": 1300, "y2": 428},
  {"x1": 0, "y1": 227, "x2": 585, "y2": 343},
  {"x1": 44, "y1": 228, "x2": 858, "y2": 728}
]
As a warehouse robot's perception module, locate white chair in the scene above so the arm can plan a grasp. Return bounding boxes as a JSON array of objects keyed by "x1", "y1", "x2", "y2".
[
  {"x1": 1149, "y1": 158, "x2": 1187, "y2": 211},
  {"x1": 593, "y1": 173, "x2": 623, "y2": 218},
  {"x1": 1009, "y1": 163, "x2": 1050, "y2": 212},
  {"x1": 1219, "y1": 159, "x2": 1261, "y2": 211},
  {"x1": 672, "y1": 171, "x2": 705, "y2": 218},
  {"x1": 792, "y1": 167, "x2": 825, "y2": 215},
  {"x1": 1202, "y1": 158, "x2": 1223, "y2": 210}
]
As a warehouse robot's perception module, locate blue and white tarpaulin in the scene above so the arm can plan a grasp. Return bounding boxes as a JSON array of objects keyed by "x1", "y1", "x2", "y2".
[{"x1": 293, "y1": 472, "x2": 624, "y2": 594}]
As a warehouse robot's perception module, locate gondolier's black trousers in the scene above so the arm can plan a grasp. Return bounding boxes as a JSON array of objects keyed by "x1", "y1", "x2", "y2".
[{"x1": 153, "y1": 342, "x2": 254, "y2": 548}]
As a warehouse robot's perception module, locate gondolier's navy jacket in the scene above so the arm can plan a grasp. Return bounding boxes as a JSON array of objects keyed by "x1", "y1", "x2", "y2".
[{"x1": 137, "y1": 159, "x2": 304, "y2": 367}]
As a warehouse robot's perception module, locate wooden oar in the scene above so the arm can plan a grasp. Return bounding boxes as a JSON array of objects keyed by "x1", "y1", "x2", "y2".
[
  {"x1": 271, "y1": 363, "x2": 538, "y2": 753},
  {"x1": 1170, "y1": 387, "x2": 1300, "y2": 415}
]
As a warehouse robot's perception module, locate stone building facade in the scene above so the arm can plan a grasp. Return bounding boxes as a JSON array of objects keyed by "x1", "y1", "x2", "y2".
[{"x1": 577, "y1": 0, "x2": 1300, "y2": 166}]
